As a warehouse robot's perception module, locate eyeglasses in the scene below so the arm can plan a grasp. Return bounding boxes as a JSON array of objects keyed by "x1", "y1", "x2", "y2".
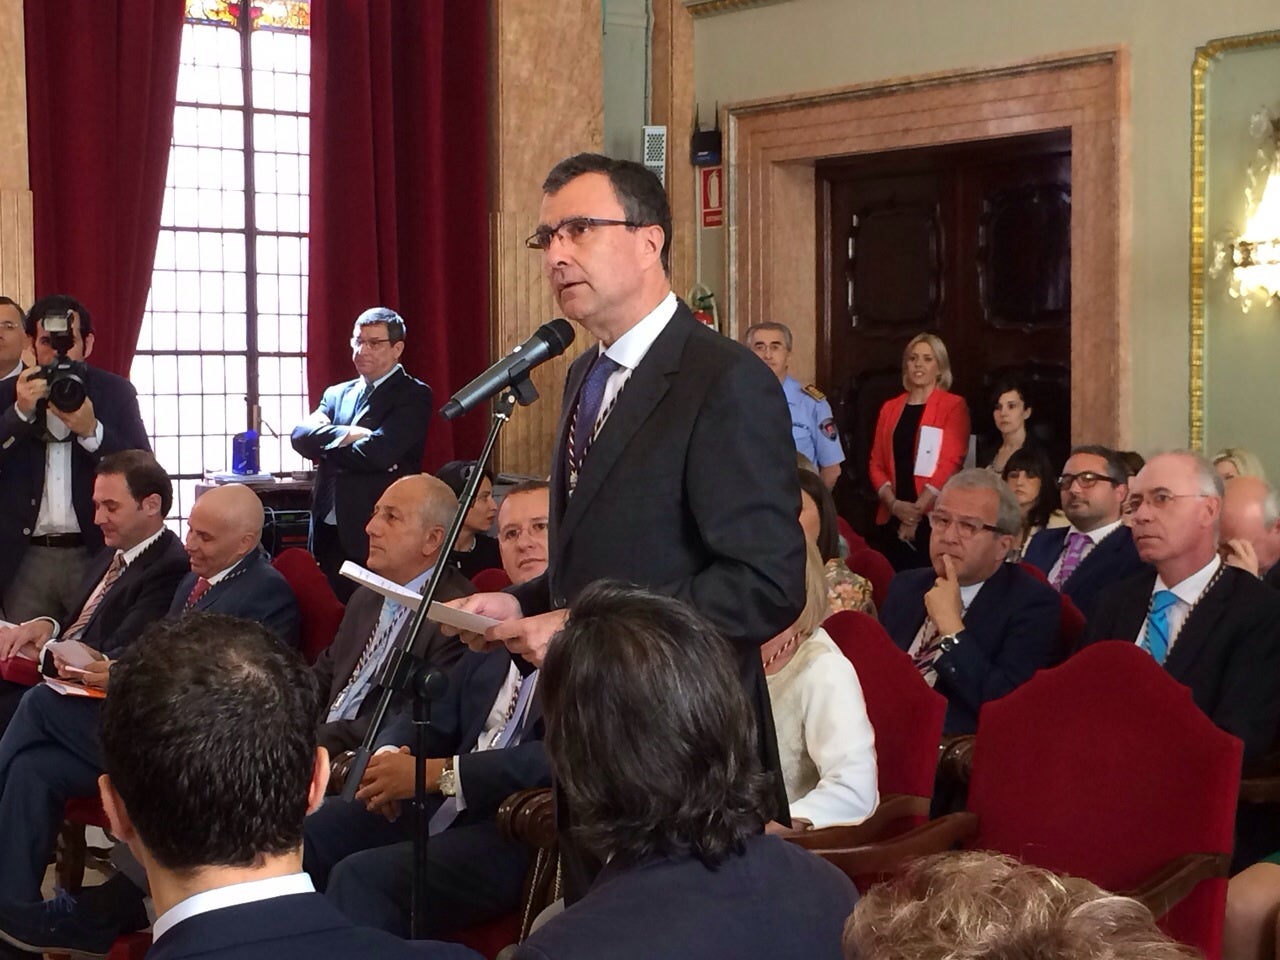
[
  {"x1": 525, "y1": 217, "x2": 645, "y2": 251},
  {"x1": 931, "y1": 511, "x2": 1004, "y2": 539},
  {"x1": 0, "y1": 321, "x2": 20, "y2": 332},
  {"x1": 1057, "y1": 471, "x2": 1118, "y2": 492},
  {"x1": 350, "y1": 337, "x2": 392, "y2": 350},
  {"x1": 1125, "y1": 491, "x2": 1211, "y2": 513}
]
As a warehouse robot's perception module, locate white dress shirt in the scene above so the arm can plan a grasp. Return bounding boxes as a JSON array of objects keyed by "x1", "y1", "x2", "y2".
[
  {"x1": 13, "y1": 404, "x2": 105, "y2": 536},
  {"x1": 1046, "y1": 518, "x2": 1124, "y2": 583},
  {"x1": 152, "y1": 872, "x2": 314, "y2": 942},
  {"x1": 37, "y1": 527, "x2": 168, "y2": 640},
  {"x1": 591, "y1": 291, "x2": 678, "y2": 434},
  {"x1": 1140, "y1": 555, "x2": 1222, "y2": 656}
]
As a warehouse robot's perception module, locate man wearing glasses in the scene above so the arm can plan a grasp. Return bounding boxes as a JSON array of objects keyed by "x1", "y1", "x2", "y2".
[
  {"x1": 0, "y1": 298, "x2": 24, "y2": 381},
  {"x1": 1083, "y1": 451, "x2": 1280, "y2": 766},
  {"x1": 1023, "y1": 444, "x2": 1146, "y2": 621},
  {"x1": 450, "y1": 153, "x2": 806, "y2": 899},
  {"x1": 292, "y1": 307, "x2": 432, "y2": 598},
  {"x1": 881, "y1": 469, "x2": 1060, "y2": 735}
]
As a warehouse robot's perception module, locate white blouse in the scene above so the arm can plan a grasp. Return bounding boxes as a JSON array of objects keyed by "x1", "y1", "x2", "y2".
[{"x1": 766, "y1": 626, "x2": 879, "y2": 828}]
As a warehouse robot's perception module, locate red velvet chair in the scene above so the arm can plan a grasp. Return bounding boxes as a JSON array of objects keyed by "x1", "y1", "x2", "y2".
[
  {"x1": 1019, "y1": 562, "x2": 1086, "y2": 660},
  {"x1": 470, "y1": 567, "x2": 512, "y2": 592},
  {"x1": 271, "y1": 547, "x2": 345, "y2": 664},
  {"x1": 844, "y1": 545, "x2": 894, "y2": 612},
  {"x1": 835, "y1": 515, "x2": 866, "y2": 552},
  {"x1": 830, "y1": 641, "x2": 1242, "y2": 959}
]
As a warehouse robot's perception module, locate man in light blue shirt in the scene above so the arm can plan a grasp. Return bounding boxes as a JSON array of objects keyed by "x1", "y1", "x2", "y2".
[{"x1": 744, "y1": 321, "x2": 845, "y2": 488}]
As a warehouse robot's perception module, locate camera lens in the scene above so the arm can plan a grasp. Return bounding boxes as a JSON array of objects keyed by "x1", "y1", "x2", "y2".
[{"x1": 48, "y1": 374, "x2": 86, "y2": 413}]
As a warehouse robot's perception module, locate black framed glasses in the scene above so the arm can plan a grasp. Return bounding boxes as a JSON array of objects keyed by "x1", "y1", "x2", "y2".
[
  {"x1": 1057, "y1": 471, "x2": 1119, "y2": 491},
  {"x1": 930, "y1": 511, "x2": 1004, "y2": 539},
  {"x1": 525, "y1": 217, "x2": 645, "y2": 251},
  {"x1": 350, "y1": 337, "x2": 392, "y2": 349}
]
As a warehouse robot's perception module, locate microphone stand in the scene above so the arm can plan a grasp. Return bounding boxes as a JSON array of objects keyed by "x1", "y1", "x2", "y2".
[{"x1": 340, "y1": 378, "x2": 538, "y2": 939}]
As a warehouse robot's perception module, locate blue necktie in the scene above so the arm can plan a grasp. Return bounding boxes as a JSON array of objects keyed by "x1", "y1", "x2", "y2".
[
  {"x1": 1143, "y1": 590, "x2": 1180, "y2": 665},
  {"x1": 569, "y1": 354, "x2": 621, "y2": 474}
]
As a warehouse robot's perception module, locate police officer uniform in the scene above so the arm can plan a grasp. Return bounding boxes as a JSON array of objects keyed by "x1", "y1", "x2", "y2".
[{"x1": 782, "y1": 375, "x2": 845, "y2": 469}]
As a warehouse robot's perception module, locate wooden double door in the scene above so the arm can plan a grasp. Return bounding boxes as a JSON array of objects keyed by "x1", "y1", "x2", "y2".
[{"x1": 817, "y1": 131, "x2": 1073, "y2": 532}]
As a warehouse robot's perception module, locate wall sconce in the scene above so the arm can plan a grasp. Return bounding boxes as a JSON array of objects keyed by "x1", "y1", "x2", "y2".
[{"x1": 1212, "y1": 108, "x2": 1280, "y2": 312}]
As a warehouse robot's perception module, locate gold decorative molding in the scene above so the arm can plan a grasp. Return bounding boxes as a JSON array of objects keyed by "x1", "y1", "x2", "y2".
[
  {"x1": 682, "y1": 0, "x2": 790, "y2": 18},
  {"x1": 1188, "y1": 29, "x2": 1280, "y2": 452}
]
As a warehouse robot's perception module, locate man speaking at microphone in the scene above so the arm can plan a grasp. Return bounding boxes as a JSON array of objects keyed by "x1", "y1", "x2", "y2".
[{"x1": 450, "y1": 153, "x2": 806, "y2": 895}]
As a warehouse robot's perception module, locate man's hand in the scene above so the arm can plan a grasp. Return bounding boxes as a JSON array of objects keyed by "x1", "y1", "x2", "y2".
[
  {"x1": 487, "y1": 609, "x2": 569, "y2": 669},
  {"x1": 49, "y1": 395, "x2": 98, "y2": 439},
  {"x1": 0, "y1": 620, "x2": 54, "y2": 660},
  {"x1": 14, "y1": 367, "x2": 47, "y2": 418},
  {"x1": 924, "y1": 554, "x2": 965, "y2": 637},
  {"x1": 75, "y1": 659, "x2": 112, "y2": 690},
  {"x1": 337, "y1": 425, "x2": 373, "y2": 447},
  {"x1": 440, "y1": 593, "x2": 524, "y2": 652},
  {"x1": 355, "y1": 747, "x2": 447, "y2": 816},
  {"x1": 1223, "y1": 538, "x2": 1262, "y2": 578}
]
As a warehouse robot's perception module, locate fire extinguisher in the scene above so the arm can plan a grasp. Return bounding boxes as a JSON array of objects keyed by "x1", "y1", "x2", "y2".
[{"x1": 687, "y1": 283, "x2": 718, "y2": 330}]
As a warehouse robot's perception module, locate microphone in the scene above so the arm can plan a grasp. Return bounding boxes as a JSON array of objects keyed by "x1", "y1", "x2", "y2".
[{"x1": 440, "y1": 319, "x2": 575, "y2": 420}]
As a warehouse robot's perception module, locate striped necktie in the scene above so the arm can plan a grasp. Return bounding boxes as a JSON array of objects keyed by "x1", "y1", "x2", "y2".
[
  {"x1": 566, "y1": 354, "x2": 621, "y2": 488},
  {"x1": 64, "y1": 553, "x2": 126, "y2": 643}
]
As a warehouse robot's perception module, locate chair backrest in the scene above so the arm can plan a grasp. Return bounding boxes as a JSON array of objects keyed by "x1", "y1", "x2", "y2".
[
  {"x1": 846, "y1": 546, "x2": 894, "y2": 611},
  {"x1": 271, "y1": 548, "x2": 345, "y2": 665},
  {"x1": 836, "y1": 515, "x2": 867, "y2": 553},
  {"x1": 471, "y1": 567, "x2": 512, "y2": 592},
  {"x1": 967, "y1": 641, "x2": 1242, "y2": 958},
  {"x1": 822, "y1": 611, "x2": 947, "y2": 802},
  {"x1": 1018, "y1": 562, "x2": 1086, "y2": 662}
]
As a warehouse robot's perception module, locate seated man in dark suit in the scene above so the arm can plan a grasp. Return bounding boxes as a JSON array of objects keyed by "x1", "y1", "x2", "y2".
[
  {"x1": 1221, "y1": 475, "x2": 1280, "y2": 591},
  {"x1": 0, "y1": 450, "x2": 189, "y2": 731},
  {"x1": 1083, "y1": 451, "x2": 1280, "y2": 766},
  {"x1": 880, "y1": 469, "x2": 1061, "y2": 735},
  {"x1": 313, "y1": 473, "x2": 471, "y2": 756},
  {"x1": 96, "y1": 614, "x2": 478, "y2": 960},
  {"x1": 1023, "y1": 444, "x2": 1146, "y2": 622},
  {"x1": 0, "y1": 481, "x2": 300, "y2": 956},
  {"x1": 291, "y1": 307, "x2": 433, "y2": 600},
  {"x1": 0, "y1": 295, "x2": 152, "y2": 623},
  {"x1": 513, "y1": 582, "x2": 855, "y2": 960}
]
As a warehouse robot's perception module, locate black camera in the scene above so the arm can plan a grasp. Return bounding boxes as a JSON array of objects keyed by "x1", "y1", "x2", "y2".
[{"x1": 35, "y1": 310, "x2": 88, "y2": 413}]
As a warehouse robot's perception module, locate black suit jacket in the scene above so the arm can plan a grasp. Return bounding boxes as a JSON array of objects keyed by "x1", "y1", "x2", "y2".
[
  {"x1": 312, "y1": 568, "x2": 471, "y2": 754},
  {"x1": 0, "y1": 366, "x2": 151, "y2": 588},
  {"x1": 513, "y1": 835, "x2": 856, "y2": 960},
  {"x1": 290, "y1": 366, "x2": 432, "y2": 559},
  {"x1": 167, "y1": 549, "x2": 300, "y2": 648},
  {"x1": 1023, "y1": 524, "x2": 1148, "y2": 622},
  {"x1": 144, "y1": 891, "x2": 480, "y2": 960},
  {"x1": 60, "y1": 530, "x2": 190, "y2": 658},
  {"x1": 1083, "y1": 565, "x2": 1280, "y2": 765},
  {"x1": 375, "y1": 648, "x2": 550, "y2": 820},
  {"x1": 508, "y1": 302, "x2": 805, "y2": 806},
  {"x1": 880, "y1": 562, "x2": 1062, "y2": 734}
]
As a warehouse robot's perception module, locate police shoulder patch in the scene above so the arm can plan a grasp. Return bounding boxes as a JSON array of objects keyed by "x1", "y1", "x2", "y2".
[
  {"x1": 802, "y1": 384, "x2": 826, "y2": 401},
  {"x1": 820, "y1": 417, "x2": 837, "y2": 440}
]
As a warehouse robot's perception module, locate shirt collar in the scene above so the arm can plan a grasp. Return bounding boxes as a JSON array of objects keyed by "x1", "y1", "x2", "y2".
[
  {"x1": 120, "y1": 528, "x2": 167, "y2": 567},
  {"x1": 1, "y1": 361, "x2": 20, "y2": 380},
  {"x1": 152, "y1": 872, "x2": 314, "y2": 943},
  {"x1": 1068, "y1": 518, "x2": 1124, "y2": 545},
  {"x1": 203, "y1": 551, "x2": 256, "y2": 586},
  {"x1": 1155, "y1": 554, "x2": 1222, "y2": 604},
  {"x1": 600, "y1": 291, "x2": 678, "y2": 371},
  {"x1": 396, "y1": 564, "x2": 435, "y2": 606},
  {"x1": 958, "y1": 581, "x2": 984, "y2": 609},
  {"x1": 362, "y1": 362, "x2": 403, "y2": 389}
]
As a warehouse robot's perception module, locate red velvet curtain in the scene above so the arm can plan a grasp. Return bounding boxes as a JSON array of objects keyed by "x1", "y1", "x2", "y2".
[
  {"x1": 307, "y1": 0, "x2": 490, "y2": 468},
  {"x1": 24, "y1": 0, "x2": 185, "y2": 377}
]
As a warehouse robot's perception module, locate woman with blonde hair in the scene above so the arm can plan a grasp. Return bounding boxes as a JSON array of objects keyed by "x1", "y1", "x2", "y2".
[
  {"x1": 868, "y1": 333, "x2": 970, "y2": 571},
  {"x1": 762, "y1": 540, "x2": 878, "y2": 833},
  {"x1": 1215, "y1": 447, "x2": 1267, "y2": 483}
]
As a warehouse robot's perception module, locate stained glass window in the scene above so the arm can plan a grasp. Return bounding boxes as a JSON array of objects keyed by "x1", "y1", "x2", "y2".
[{"x1": 133, "y1": 0, "x2": 310, "y2": 529}]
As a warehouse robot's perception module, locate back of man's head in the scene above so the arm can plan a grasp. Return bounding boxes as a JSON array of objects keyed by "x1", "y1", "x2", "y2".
[
  {"x1": 100, "y1": 614, "x2": 320, "y2": 872},
  {"x1": 541, "y1": 582, "x2": 768, "y2": 870}
]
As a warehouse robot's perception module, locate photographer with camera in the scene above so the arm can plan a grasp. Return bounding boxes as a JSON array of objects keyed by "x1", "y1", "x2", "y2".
[{"x1": 0, "y1": 295, "x2": 151, "y2": 624}]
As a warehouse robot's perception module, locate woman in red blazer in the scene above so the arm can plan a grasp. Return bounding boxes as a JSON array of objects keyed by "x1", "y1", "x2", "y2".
[{"x1": 868, "y1": 333, "x2": 970, "y2": 570}]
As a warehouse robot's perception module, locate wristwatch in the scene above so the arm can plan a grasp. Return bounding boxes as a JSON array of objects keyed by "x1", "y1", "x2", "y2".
[
  {"x1": 937, "y1": 633, "x2": 960, "y2": 654},
  {"x1": 438, "y1": 757, "x2": 457, "y2": 797}
]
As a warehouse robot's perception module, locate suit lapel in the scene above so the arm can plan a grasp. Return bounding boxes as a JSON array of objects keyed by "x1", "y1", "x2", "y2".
[
  {"x1": 1164, "y1": 570, "x2": 1232, "y2": 679},
  {"x1": 549, "y1": 351, "x2": 593, "y2": 533},
  {"x1": 194, "y1": 551, "x2": 261, "y2": 612},
  {"x1": 459, "y1": 652, "x2": 515, "y2": 751},
  {"x1": 555, "y1": 310, "x2": 691, "y2": 553},
  {"x1": 1111, "y1": 569, "x2": 1156, "y2": 643}
]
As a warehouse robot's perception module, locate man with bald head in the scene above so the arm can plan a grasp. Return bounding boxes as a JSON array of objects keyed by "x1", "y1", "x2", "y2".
[
  {"x1": 313, "y1": 473, "x2": 473, "y2": 756},
  {"x1": 1221, "y1": 476, "x2": 1280, "y2": 591},
  {"x1": 1083, "y1": 451, "x2": 1280, "y2": 765}
]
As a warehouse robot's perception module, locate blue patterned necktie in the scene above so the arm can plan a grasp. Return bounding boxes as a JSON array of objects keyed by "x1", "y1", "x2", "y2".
[
  {"x1": 1143, "y1": 590, "x2": 1180, "y2": 665},
  {"x1": 568, "y1": 354, "x2": 621, "y2": 475}
]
